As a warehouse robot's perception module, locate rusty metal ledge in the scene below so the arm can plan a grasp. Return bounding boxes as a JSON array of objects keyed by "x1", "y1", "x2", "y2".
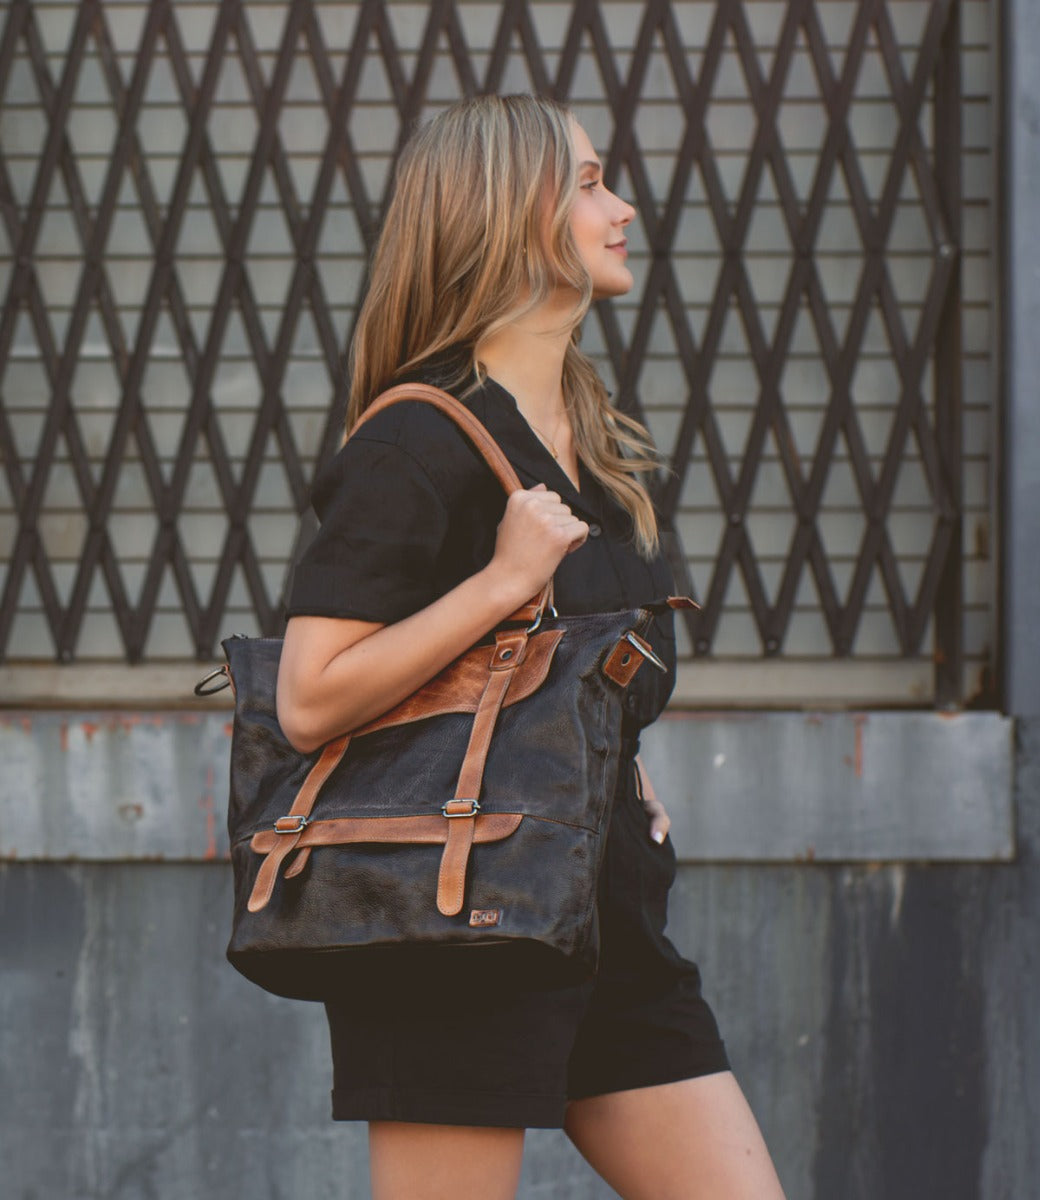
[
  {"x1": 641, "y1": 710, "x2": 1015, "y2": 862},
  {"x1": 0, "y1": 710, "x2": 1015, "y2": 863}
]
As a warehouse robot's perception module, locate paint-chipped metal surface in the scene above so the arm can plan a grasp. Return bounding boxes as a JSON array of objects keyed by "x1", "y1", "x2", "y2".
[
  {"x1": 639, "y1": 710, "x2": 1016, "y2": 861},
  {"x1": 2, "y1": 718, "x2": 1037, "y2": 1200},
  {"x1": 0, "y1": 711, "x2": 232, "y2": 861},
  {"x1": 0, "y1": 710, "x2": 1014, "y2": 863}
]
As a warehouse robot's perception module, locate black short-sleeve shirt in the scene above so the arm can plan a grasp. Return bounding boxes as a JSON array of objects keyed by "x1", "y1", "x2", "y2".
[{"x1": 286, "y1": 374, "x2": 678, "y2": 731}]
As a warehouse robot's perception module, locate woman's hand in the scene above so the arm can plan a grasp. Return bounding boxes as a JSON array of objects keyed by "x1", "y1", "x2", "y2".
[
  {"x1": 278, "y1": 486, "x2": 586, "y2": 752},
  {"x1": 487, "y1": 484, "x2": 589, "y2": 602},
  {"x1": 635, "y1": 756, "x2": 671, "y2": 844}
]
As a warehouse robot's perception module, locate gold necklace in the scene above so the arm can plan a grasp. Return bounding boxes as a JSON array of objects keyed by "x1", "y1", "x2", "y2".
[{"x1": 525, "y1": 410, "x2": 566, "y2": 460}]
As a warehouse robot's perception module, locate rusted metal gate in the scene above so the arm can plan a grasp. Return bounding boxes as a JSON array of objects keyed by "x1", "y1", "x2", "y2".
[{"x1": 0, "y1": 0, "x2": 986, "y2": 707}]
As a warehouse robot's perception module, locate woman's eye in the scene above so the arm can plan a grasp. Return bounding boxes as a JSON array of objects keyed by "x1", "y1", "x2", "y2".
[{"x1": 582, "y1": 178, "x2": 600, "y2": 190}]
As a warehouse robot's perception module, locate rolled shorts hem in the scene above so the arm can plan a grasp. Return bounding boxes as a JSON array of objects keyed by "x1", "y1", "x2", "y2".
[
  {"x1": 331, "y1": 1085, "x2": 566, "y2": 1129},
  {"x1": 330, "y1": 1038, "x2": 731, "y2": 1130},
  {"x1": 567, "y1": 1040, "x2": 731, "y2": 1104}
]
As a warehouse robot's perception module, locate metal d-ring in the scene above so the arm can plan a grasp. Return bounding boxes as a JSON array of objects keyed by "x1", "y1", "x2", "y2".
[
  {"x1": 193, "y1": 665, "x2": 230, "y2": 696},
  {"x1": 626, "y1": 631, "x2": 667, "y2": 672},
  {"x1": 526, "y1": 603, "x2": 558, "y2": 635}
]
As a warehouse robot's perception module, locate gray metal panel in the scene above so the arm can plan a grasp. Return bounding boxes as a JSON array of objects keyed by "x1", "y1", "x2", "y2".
[
  {"x1": 0, "y1": 712, "x2": 232, "y2": 861},
  {"x1": 3, "y1": 715, "x2": 1039, "y2": 1199},
  {"x1": 0, "y1": 709, "x2": 1014, "y2": 863},
  {"x1": 639, "y1": 710, "x2": 1015, "y2": 861},
  {"x1": 1003, "y1": 0, "x2": 1040, "y2": 715}
]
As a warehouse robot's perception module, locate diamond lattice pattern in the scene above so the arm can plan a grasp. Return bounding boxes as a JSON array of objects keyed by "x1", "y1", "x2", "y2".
[{"x1": 0, "y1": 0, "x2": 990, "y2": 705}]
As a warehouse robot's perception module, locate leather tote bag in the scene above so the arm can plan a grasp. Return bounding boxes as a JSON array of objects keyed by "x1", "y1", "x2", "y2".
[{"x1": 196, "y1": 384, "x2": 679, "y2": 1002}]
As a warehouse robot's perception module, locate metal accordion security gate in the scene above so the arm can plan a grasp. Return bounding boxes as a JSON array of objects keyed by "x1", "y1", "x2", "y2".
[{"x1": 0, "y1": 0, "x2": 990, "y2": 709}]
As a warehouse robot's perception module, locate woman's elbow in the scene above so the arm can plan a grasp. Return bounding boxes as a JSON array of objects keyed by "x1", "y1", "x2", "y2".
[
  {"x1": 276, "y1": 705, "x2": 315, "y2": 754},
  {"x1": 276, "y1": 678, "x2": 328, "y2": 755},
  {"x1": 280, "y1": 718, "x2": 326, "y2": 756},
  {"x1": 275, "y1": 615, "x2": 379, "y2": 752}
]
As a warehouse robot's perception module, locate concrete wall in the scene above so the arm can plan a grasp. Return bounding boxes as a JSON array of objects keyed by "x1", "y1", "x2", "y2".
[{"x1": 4, "y1": 719, "x2": 1038, "y2": 1199}]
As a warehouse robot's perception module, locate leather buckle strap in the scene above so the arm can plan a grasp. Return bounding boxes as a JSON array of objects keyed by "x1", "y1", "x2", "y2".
[
  {"x1": 353, "y1": 386, "x2": 557, "y2": 631},
  {"x1": 603, "y1": 630, "x2": 668, "y2": 687},
  {"x1": 435, "y1": 629, "x2": 527, "y2": 917},
  {"x1": 442, "y1": 799, "x2": 481, "y2": 817},
  {"x1": 274, "y1": 815, "x2": 310, "y2": 833},
  {"x1": 246, "y1": 734, "x2": 351, "y2": 911},
  {"x1": 623, "y1": 631, "x2": 666, "y2": 672},
  {"x1": 245, "y1": 812, "x2": 526, "y2": 914},
  {"x1": 248, "y1": 829, "x2": 305, "y2": 912},
  {"x1": 506, "y1": 581, "x2": 555, "y2": 629}
]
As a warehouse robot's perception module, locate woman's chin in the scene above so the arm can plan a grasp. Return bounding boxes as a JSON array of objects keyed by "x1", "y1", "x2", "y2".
[{"x1": 591, "y1": 272, "x2": 634, "y2": 301}]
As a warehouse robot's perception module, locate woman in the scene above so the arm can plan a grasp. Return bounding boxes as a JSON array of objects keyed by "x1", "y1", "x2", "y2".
[{"x1": 277, "y1": 95, "x2": 785, "y2": 1200}]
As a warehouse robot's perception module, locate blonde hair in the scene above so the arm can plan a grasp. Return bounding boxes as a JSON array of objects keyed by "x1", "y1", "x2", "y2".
[{"x1": 347, "y1": 94, "x2": 660, "y2": 555}]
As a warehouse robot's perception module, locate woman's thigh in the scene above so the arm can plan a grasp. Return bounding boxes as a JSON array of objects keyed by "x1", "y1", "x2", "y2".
[
  {"x1": 368, "y1": 1121, "x2": 525, "y2": 1200},
  {"x1": 564, "y1": 1072, "x2": 786, "y2": 1200}
]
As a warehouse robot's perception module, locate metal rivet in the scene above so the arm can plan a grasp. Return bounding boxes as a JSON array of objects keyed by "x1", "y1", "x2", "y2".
[{"x1": 500, "y1": 647, "x2": 513, "y2": 660}]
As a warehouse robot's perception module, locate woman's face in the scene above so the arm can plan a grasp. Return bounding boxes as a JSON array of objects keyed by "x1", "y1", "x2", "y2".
[{"x1": 568, "y1": 120, "x2": 636, "y2": 299}]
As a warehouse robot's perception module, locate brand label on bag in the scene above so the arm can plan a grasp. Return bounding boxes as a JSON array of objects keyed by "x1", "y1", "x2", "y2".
[{"x1": 469, "y1": 908, "x2": 502, "y2": 928}]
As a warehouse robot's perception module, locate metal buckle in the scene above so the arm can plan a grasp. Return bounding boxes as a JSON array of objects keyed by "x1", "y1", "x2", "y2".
[
  {"x1": 625, "y1": 631, "x2": 667, "y2": 672},
  {"x1": 274, "y1": 815, "x2": 309, "y2": 834},
  {"x1": 441, "y1": 800, "x2": 481, "y2": 818}
]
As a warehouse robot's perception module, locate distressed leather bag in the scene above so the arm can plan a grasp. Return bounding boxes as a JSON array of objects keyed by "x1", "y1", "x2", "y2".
[{"x1": 196, "y1": 384, "x2": 679, "y2": 1002}]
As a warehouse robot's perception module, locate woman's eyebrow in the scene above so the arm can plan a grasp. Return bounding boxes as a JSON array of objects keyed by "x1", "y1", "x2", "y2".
[{"x1": 578, "y1": 159, "x2": 602, "y2": 173}]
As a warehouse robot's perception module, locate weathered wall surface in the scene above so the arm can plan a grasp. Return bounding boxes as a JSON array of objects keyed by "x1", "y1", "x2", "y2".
[
  {"x1": 4, "y1": 718, "x2": 1037, "y2": 1200},
  {"x1": 0, "y1": 709, "x2": 1015, "y2": 864},
  {"x1": 3, "y1": 1, "x2": 1036, "y2": 1194}
]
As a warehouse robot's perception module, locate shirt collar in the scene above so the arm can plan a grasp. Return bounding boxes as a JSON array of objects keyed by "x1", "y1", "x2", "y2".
[{"x1": 466, "y1": 376, "x2": 605, "y2": 524}]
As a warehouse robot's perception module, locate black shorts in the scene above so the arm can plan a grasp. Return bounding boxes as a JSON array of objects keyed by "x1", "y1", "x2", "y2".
[{"x1": 324, "y1": 756, "x2": 729, "y2": 1128}]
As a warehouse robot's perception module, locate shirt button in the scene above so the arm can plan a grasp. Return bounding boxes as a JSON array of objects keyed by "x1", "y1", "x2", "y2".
[{"x1": 588, "y1": 523, "x2": 602, "y2": 538}]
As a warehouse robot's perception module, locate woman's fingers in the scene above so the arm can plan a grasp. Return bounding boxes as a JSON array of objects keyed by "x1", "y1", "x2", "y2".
[
  {"x1": 643, "y1": 795, "x2": 671, "y2": 844},
  {"x1": 493, "y1": 486, "x2": 589, "y2": 592},
  {"x1": 636, "y1": 756, "x2": 671, "y2": 844}
]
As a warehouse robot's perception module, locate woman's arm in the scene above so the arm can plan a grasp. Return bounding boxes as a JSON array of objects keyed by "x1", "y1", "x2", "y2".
[{"x1": 276, "y1": 484, "x2": 587, "y2": 752}]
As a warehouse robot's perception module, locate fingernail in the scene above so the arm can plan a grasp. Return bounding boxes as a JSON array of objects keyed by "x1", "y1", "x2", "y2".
[{"x1": 652, "y1": 830, "x2": 665, "y2": 844}]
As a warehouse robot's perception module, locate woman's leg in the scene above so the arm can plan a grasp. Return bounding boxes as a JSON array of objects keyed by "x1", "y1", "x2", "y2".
[
  {"x1": 368, "y1": 1121, "x2": 525, "y2": 1200},
  {"x1": 564, "y1": 1072, "x2": 786, "y2": 1200}
]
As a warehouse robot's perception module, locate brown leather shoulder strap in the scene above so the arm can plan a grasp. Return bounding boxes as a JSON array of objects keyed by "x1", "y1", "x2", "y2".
[
  {"x1": 349, "y1": 382, "x2": 522, "y2": 498},
  {"x1": 349, "y1": 381, "x2": 552, "y2": 621}
]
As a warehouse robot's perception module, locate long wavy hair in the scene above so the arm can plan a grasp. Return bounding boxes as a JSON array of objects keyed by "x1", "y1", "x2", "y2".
[{"x1": 346, "y1": 94, "x2": 659, "y2": 555}]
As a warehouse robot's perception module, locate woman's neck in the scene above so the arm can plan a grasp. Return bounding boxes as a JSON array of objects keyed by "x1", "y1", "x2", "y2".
[
  {"x1": 477, "y1": 296, "x2": 573, "y2": 426},
  {"x1": 478, "y1": 295, "x2": 581, "y2": 486}
]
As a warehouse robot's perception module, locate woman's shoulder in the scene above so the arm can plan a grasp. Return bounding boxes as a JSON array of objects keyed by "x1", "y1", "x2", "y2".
[
  {"x1": 313, "y1": 383, "x2": 493, "y2": 518},
  {"x1": 350, "y1": 393, "x2": 477, "y2": 460}
]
